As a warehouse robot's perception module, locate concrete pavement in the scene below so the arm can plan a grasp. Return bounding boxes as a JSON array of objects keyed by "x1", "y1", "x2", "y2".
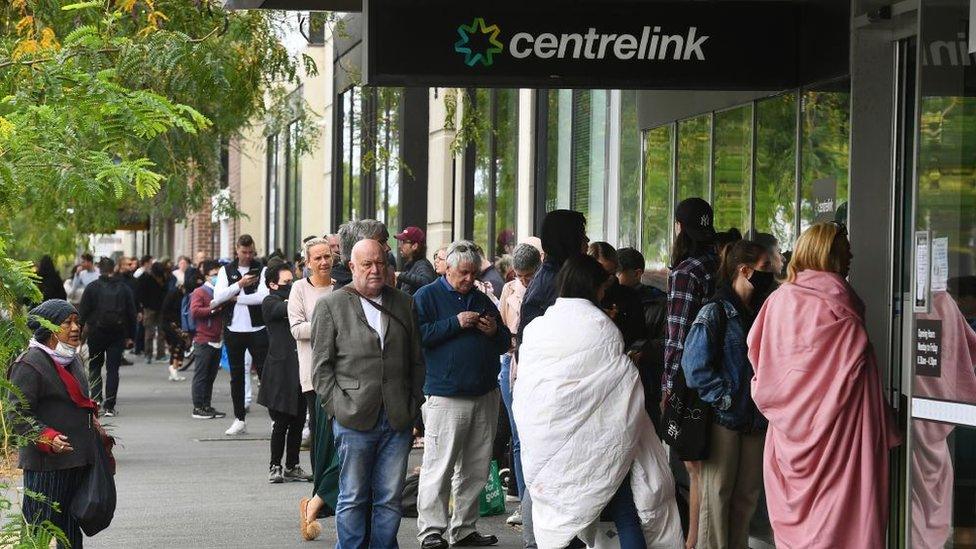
[{"x1": 79, "y1": 354, "x2": 523, "y2": 548}]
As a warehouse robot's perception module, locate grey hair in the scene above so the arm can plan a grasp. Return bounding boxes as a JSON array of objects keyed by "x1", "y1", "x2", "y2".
[
  {"x1": 303, "y1": 237, "x2": 331, "y2": 260},
  {"x1": 512, "y1": 243, "x2": 542, "y2": 273},
  {"x1": 446, "y1": 240, "x2": 483, "y2": 269},
  {"x1": 339, "y1": 219, "x2": 388, "y2": 261}
]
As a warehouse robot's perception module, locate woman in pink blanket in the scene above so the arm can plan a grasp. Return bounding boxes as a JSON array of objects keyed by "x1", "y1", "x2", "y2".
[{"x1": 747, "y1": 222, "x2": 900, "y2": 549}]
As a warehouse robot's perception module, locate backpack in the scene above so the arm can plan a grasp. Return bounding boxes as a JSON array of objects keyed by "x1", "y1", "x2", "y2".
[
  {"x1": 92, "y1": 282, "x2": 129, "y2": 332},
  {"x1": 180, "y1": 292, "x2": 196, "y2": 332}
]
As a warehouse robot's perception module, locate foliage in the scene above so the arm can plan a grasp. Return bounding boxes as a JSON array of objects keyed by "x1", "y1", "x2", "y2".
[{"x1": 0, "y1": 0, "x2": 313, "y2": 542}]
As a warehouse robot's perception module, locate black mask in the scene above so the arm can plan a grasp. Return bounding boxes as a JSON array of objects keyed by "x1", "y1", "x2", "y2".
[
  {"x1": 272, "y1": 285, "x2": 291, "y2": 299},
  {"x1": 748, "y1": 270, "x2": 776, "y2": 295}
]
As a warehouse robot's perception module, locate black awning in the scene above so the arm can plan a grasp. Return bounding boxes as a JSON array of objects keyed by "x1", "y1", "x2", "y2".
[{"x1": 222, "y1": 0, "x2": 361, "y2": 12}]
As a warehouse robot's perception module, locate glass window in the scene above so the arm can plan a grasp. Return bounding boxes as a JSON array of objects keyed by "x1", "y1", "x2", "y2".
[
  {"x1": 375, "y1": 88, "x2": 402, "y2": 245},
  {"x1": 470, "y1": 89, "x2": 519, "y2": 258},
  {"x1": 546, "y1": 90, "x2": 573, "y2": 212},
  {"x1": 339, "y1": 88, "x2": 363, "y2": 222},
  {"x1": 642, "y1": 125, "x2": 672, "y2": 269},
  {"x1": 712, "y1": 106, "x2": 752, "y2": 235},
  {"x1": 754, "y1": 93, "x2": 797, "y2": 252},
  {"x1": 800, "y1": 85, "x2": 850, "y2": 231},
  {"x1": 265, "y1": 134, "x2": 280, "y2": 253},
  {"x1": 285, "y1": 120, "x2": 302, "y2": 257},
  {"x1": 618, "y1": 91, "x2": 641, "y2": 248},
  {"x1": 676, "y1": 114, "x2": 710, "y2": 203}
]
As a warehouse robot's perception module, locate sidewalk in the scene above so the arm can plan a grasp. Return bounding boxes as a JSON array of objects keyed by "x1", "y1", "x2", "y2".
[{"x1": 82, "y1": 354, "x2": 523, "y2": 548}]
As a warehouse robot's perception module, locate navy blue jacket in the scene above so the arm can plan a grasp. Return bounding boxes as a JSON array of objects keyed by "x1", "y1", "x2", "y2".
[
  {"x1": 414, "y1": 277, "x2": 511, "y2": 397},
  {"x1": 516, "y1": 260, "x2": 560, "y2": 347}
]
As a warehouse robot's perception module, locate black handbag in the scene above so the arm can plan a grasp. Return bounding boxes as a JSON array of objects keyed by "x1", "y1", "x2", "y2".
[
  {"x1": 660, "y1": 301, "x2": 727, "y2": 461},
  {"x1": 70, "y1": 431, "x2": 117, "y2": 536}
]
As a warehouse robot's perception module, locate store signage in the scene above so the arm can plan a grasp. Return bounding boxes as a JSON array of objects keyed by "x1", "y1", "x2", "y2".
[
  {"x1": 915, "y1": 319, "x2": 943, "y2": 378},
  {"x1": 364, "y1": 0, "x2": 801, "y2": 89},
  {"x1": 812, "y1": 178, "x2": 837, "y2": 222}
]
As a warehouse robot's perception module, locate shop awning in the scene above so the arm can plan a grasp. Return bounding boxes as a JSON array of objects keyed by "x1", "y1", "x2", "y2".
[{"x1": 222, "y1": 0, "x2": 361, "y2": 11}]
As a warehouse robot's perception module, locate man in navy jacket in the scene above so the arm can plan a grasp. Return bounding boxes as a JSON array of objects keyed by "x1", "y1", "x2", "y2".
[{"x1": 413, "y1": 240, "x2": 511, "y2": 549}]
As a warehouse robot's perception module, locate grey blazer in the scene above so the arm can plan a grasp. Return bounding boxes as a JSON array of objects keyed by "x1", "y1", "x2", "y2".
[
  {"x1": 8, "y1": 347, "x2": 98, "y2": 471},
  {"x1": 311, "y1": 286, "x2": 425, "y2": 432}
]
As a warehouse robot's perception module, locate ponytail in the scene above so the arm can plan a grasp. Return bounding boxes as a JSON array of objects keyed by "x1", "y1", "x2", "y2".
[{"x1": 719, "y1": 240, "x2": 767, "y2": 285}]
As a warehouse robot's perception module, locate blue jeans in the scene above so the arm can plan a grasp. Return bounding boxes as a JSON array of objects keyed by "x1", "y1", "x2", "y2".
[
  {"x1": 499, "y1": 353, "x2": 525, "y2": 499},
  {"x1": 333, "y1": 410, "x2": 412, "y2": 549},
  {"x1": 605, "y1": 475, "x2": 647, "y2": 549}
]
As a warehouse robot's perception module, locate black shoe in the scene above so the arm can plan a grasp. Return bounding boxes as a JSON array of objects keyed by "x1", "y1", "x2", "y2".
[
  {"x1": 205, "y1": 406, "x2": 227, "y2": 419},
  {"x1": 421, "y1": 534, "x2": 449, "y2": 549},
  {"x1": 192, "y1": 407, "x2": 216, "y2": 419},
  {"x1": 452, "y1": 533, "x2": 498, "y2": 547}
]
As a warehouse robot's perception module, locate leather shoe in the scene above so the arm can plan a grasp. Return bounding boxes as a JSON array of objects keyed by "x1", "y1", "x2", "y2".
[
  {"x1": 453, "y1": 532, "x2": 498, "y2": 547},
  {"x1": 421, "y1": 534, "x2": 449, "y2": 549}
]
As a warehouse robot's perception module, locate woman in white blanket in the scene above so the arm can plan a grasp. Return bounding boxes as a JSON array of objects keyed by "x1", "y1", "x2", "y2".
[{"x1": 513, "y1": 255, "x2": 683, "y2": 549}]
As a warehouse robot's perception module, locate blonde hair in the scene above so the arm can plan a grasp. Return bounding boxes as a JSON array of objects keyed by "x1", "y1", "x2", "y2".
[
  {"x1": 786, "y1": 222, "x2": 847, "y2": 283},
  {"x1": 303, "y1": 237, "x2": 332, "y2": 261}
]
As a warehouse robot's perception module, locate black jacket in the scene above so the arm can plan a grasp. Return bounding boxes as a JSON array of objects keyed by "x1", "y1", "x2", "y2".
[
  {"x1": 137, "y1": 274, "x2": 167, "y2": 311},
  {"x1": 257, "y1": 294, "x2": 303, "y2": 416},
  {"x1": 332, "y1": 263, "x2": 353, "y2": 289},
  {"x1": 79, "y1": 275, "x2": 137, "y2": 340},
  {"x1": 8, "y1": 347, "x2": 99, "y2": 471},
  {"x1": 479, "y1": 265, "x2": 505, "y2": 299},
  {"x1": 601, "y1": 281, "x2": 646, "y2": 348},
  {"x1": 37, "y1": 273, "x2": 67, "y2": 303},
  {"x1": 397, "y1": 258, "x2": 437, "y2": 295}
]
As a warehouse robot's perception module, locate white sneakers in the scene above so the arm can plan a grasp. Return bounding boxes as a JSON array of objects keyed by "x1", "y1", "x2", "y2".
[
  {"x1": 225, "y1": 419, "x2": 247, "y2": 436},
  {"x1": 168, "y1": 366, "x2": 186, "y2": 382}
]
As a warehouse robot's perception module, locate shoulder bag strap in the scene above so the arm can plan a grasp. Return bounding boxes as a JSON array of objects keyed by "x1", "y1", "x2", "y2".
[{"x1": 340, "y1": 286, "x2": 409, "y2": 333}]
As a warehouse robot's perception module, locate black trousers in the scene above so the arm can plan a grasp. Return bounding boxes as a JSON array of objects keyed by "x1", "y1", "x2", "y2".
[
  {"x1": 270, "y1": 407, "x2": 307, "y2": 469},
  {"x1": 23, "y1": 466, "x2": 88, "y2": 549},
  {"x1": 87, "y1": 331, "x2": 124, "y2": 409},
  {"x1": 191, "y1": 343, "x2": 222, "y2": 409},
  {"x1": 304, "y1": 390, "x2": 317, "y2": 467},
  {"x1": 224, "y1": 329, "x2": 268, "y2": 420}
]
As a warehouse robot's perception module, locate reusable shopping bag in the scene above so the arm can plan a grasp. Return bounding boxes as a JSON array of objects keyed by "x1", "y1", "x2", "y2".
[{"x1": 477, "y1": 460, "x2": 506, "y2": 517}]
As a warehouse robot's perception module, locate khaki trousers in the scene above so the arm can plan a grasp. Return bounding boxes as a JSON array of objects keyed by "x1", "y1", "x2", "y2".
[
  {"x1": 698, "y1": 423, "x2": 765, "y2": 549},
  {"x1": 417, "y1": 389, "x2": 500, "y2": 543}
]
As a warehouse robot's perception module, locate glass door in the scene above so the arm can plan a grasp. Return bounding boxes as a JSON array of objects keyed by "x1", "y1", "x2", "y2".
[{"x1": 908, "y1": 1, "x2": 976, "y2": 547}]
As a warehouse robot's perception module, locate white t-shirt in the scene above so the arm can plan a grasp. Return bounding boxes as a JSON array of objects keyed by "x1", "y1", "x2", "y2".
[{"x1": 360, "y1": 295, "x2": 386, "y2": 349}]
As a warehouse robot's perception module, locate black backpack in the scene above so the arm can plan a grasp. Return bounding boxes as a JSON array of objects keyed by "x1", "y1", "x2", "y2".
[{"x1": 92, "y1": 282, "x2": 129, "y2": 332}]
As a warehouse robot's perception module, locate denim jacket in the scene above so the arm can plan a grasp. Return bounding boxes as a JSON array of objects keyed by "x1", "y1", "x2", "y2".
[{"x1": 680, "y1": 293, "x2": 767, "y2": 433}]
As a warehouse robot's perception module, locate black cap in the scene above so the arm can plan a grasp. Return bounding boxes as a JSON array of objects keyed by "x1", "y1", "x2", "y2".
[{"x1": 675, "y1": 197, "x2": 716, "y2": 242}]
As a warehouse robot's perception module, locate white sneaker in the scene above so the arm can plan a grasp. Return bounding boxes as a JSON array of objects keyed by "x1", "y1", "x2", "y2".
[
  {"x1": 224, "y1": 419, "x2": 247, "y2": 436},
  {"x1": 301, "y1": 425, "x2": 311, "y2": 447},
  {"x1": 168, "y1": 366, "x2": 186, "y2": 382},
  {"x1": 506, "y1": 506, "x2": 523, "y2": 526}
]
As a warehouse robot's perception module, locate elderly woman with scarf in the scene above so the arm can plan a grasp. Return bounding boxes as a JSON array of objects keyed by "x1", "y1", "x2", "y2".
[
  {"x1": 9, "y1": 300, "x2": 108, "y2": 548},
  {"x1": 515, "y1": 256, "x2": 682, "y2": 548}
]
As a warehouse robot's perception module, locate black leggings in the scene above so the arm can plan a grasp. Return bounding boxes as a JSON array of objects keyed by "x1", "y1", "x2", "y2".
[{"x1": 270, "y1": 408, "x2": 307, "y2": 469}]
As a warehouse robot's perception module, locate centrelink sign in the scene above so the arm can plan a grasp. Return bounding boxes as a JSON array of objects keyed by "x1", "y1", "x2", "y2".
[{"x1": 365, "y1": 0, "x2": 807, "y2": 90}]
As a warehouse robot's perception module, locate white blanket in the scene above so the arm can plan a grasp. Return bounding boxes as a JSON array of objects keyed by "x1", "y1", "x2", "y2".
[{"x1": 513, "y1": 298, "x2": 682, "y2": 549}]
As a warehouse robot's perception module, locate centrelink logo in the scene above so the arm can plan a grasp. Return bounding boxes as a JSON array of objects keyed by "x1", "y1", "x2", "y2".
[
  {"x1": 454, "y1": 18, "x2": 504, "y2": 67},
  {"x1": 454, "y1": 19, "x2": 710, "y2": 66}
]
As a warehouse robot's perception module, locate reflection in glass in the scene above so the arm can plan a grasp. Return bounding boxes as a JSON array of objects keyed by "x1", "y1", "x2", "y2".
[
  {"x1": 713, "y1": 106, "x2": 752, "y2": 235},
  {"x1": 375, "y1": 88, "x2": 402, "y2": 244},
  {"x1": 800, "y1": 87, "x2": 850, "y2": 231},
  {"x1": 286, "y1": 121, "x2": 302, "y2": 256},
  {"x1": 642, "y1": 125, "x2": 672, "y2": 269},
  {"x1": 473, "y1": 90, "x2": 491, "y2": 252},
  {"x1": 618, "y1": 91, "x2": 641, "y2": 247},
  {"x1": 676, "y1": 115, "x2": 710, "y2": 203},
  {"x1": 339, "y1": 88, "x2": 363, "y2": 223},
  {"x1": 546, "y1": 90, "x2": 573, "y2": 212},
  {"x1": 495, "y1": 90, "x2": 518, "y2": 256},
  {"x1": 911, "y1": 1, "x2": 976, "y2": 546},
  {"x1": 754, "y1": 93, "x2": 797, "y2": 252},
  {"x1": 266, "y1": 133, "x2": 279, "y2": 253}
]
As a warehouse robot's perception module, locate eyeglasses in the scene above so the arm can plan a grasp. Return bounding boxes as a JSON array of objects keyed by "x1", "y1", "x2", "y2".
[{"x1": 828, "y1": 221, "x2": 848, "y2": 237}]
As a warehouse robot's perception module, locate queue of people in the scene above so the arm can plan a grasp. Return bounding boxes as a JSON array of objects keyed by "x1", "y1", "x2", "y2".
[{"x1": 14, "y1": 197, "x2": 901, "y2": 549}]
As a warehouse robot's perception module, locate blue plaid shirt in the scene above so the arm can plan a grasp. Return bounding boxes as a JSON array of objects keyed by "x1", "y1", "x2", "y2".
[{"x1": 663, "y1": 251, "x2": 718, "y2": 391}]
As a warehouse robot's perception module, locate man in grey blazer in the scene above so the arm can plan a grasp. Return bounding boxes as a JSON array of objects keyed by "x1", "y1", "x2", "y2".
[{"x1": 312, "y1": 238, "x2": 425, "y2": 549}]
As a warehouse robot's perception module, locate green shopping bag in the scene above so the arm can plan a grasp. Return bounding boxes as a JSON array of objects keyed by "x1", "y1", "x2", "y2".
[{"x1": 478, "y1": 460, "x2": 506, "y2": 517}]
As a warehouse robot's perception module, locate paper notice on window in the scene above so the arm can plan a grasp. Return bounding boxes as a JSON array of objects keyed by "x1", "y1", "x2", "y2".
[
  {"x1": 915, "y1": 231, "x2": 930, "y2": 313},
  {"x1": 931, "y1": 237, "x2": 949, "y2": 293}
]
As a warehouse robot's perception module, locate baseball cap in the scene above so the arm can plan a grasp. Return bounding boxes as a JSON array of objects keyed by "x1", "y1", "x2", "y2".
[
  {"x1": 675, "y1": 198, "x2": 716, "y2": 242},
  {"x1": 394, "y1": 226, "x2": 426, "y2": 244}
]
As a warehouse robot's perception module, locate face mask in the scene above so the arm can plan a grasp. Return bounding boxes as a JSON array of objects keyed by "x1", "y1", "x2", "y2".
[
  {"x1": 272, "y1": 285, "x2": 291, "y2": 299},
  {"x1": 54, "y1": 341, "x2": 77, "y2": 360},
  {"x1": 748, "y1": 270, "x2": 777, "y2": 295},
  {"x1": 209, "y1": 275, "x2": 218, "y2": 286}
]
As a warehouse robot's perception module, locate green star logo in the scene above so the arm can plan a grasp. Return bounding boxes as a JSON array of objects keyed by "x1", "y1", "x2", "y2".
[{"x1": 454, "y1": 18, "x2": 504, "y2": 67}]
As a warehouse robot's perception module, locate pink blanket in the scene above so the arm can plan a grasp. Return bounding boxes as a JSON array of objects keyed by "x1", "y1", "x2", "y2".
[
  {"x1": 912, "y1": 291, "x2": 976, "y2": 548},
  {"x1": 747, "y1": 270, "x2": 899, "y2": 548}
]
